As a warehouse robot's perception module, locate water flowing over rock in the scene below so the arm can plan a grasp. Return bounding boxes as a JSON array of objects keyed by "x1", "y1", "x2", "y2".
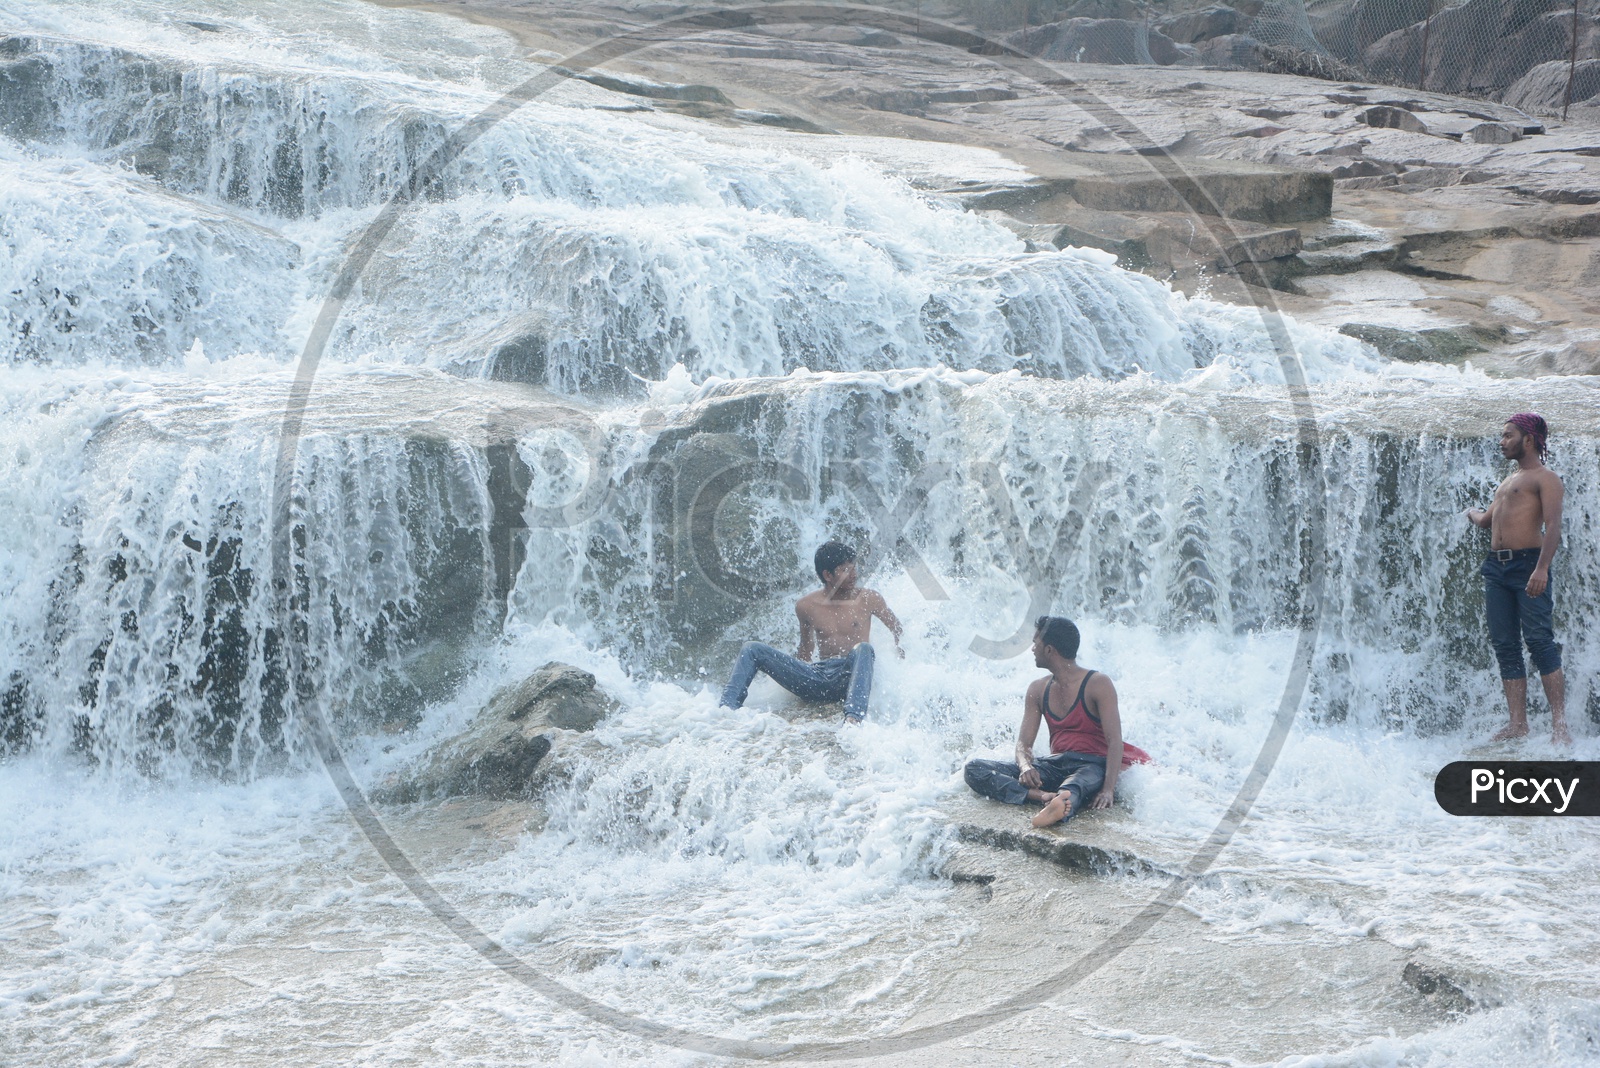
[
  {"x1": 8, "y1": 1, "x2": 1600, "y2": 1059},
  {"x1": 372, "y1": 662, "x2": 617, "y2": 803}
]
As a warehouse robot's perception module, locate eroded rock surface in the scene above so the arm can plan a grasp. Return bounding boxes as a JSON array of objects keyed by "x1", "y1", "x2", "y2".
[
  {"x1": 373, "y1": 662, "x2": 618, "y2": 803},
  {"x1": 373, "y1": 0, "x2": 1599, "y2": 374}
]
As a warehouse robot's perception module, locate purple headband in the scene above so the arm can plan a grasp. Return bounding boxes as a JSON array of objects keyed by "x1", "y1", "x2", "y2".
[{"x1": 1508, "y1": 413, "x2": 1548, "y2": 459}]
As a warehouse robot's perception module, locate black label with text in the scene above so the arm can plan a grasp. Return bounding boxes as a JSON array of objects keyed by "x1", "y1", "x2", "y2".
[{"x1": 1435, "y1": 761, "x2": 1600, "y2": 816}]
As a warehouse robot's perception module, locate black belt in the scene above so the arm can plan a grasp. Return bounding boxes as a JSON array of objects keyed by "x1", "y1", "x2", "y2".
[{"x1": 1489, "y1": 548, "x2": 1540, "y2": 562}]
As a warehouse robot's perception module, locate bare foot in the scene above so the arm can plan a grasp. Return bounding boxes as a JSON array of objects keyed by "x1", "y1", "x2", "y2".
[
  {"x1": 1553, "y1": 723, "x2": 1574, "y2": 746},
  {"x1": 1031, "y1": 793, "x2": 1072, "y2": 828},
  {"x1": 1490, "y1": 723, "x2": 1528, "y2": 742}
]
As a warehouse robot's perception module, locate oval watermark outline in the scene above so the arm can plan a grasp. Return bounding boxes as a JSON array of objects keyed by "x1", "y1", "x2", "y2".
[{"x1": 271, "y1": 4, "x2": 1327, "y2": 1059}]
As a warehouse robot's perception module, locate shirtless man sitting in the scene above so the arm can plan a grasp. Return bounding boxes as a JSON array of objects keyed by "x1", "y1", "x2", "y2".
[
  {"x1": 1466, "y1": 413, "x2": 1571, "y2": 745},
  {"x1": 718, "y1": 541, "x2": 904, "y2": 724},
  {"x1": 963, "y1": 616, "x2": 1150, "y2": 826}
]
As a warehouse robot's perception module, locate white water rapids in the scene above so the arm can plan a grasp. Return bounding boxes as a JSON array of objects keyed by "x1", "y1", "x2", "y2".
[{"x1": 3, "y1": 0, "x2": 1599, "y2": 1064}]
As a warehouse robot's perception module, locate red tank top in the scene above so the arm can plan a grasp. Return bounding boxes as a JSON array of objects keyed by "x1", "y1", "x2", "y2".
[{"x1": 1042, "y1": 671, "x2": 1151, "y2": 767}]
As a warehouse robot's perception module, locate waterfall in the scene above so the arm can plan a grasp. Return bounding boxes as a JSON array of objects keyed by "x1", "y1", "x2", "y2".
[
  {"x1": 5, "y1": 0, "x2": 1600, "y2": 1059},
  {"x1": 1, "y1": 0, "x2": 1593, "y2": 774}
]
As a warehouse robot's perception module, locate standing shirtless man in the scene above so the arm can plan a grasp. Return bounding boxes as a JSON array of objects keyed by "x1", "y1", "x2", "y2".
[
  {"x1": 719, "y1": 541, "x2": 903, "y2": 723},
  {"x1": 1466, "y1": 414, "x2": 1571, "y2": 745}
]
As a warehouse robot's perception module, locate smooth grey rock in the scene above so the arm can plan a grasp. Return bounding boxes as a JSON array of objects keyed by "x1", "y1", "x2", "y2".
[
  {"x1": 1065, "y1": 167, "x2": 1332, "y2": 223},
  {"x1": 1467, "y1": 121, "x2": 1521, "y2": 144},
  {"x1": 1520, "y1": 339, "x2": 1600, "y2": 375},
  {"x1": 734, "y1": 109, "x2": 834, "y2": 133},
  {"x1": 1361, "y1": 0, "x2": 1597, "y2": 98},
  {"x1": 819, "y1": 85, "x2": 929, "y2": 115},
  {"x1": 494, "y1": 662, "x2": 618, "y2": 732},
  {"x1": 1049, "y1": 207, "x2": 1169, "y2": 269},
  {"x1": 1307, "y1": 0, "x2": 1432, "y2": 63},
  {"x1": 1158, "y1": 6, "x2": 1242, "y2": 44},
  {"x1": 1007, "y1": 18, "x2": 1186, "y2": 66},
  {"x1": 1173, "y1": 219, "x2": 1305, "y2": 265},
  {"x1": 372, "y1": 662, "x2": 619, "y2": 803},
  {"x1": 1338, "y1": 322, "x2": 1496, "y2": 362},
  {"x1": 573, "y1": 69, "x2": 731, "y2": 104},
  {"x1": 1326, "y1": 158, "x2": 1401, "y2": 178},
  {"x1": 1358, "y1": 104, "x2": 1428, "y2": 132},
  {"x1": 1195, "y1": 33, "x2": 1266, "y2": 69},
  {"x1": 927, "y1": 86, "x2": 1019, "y2": 104},
  {"x1": 1500, "y1": 58, "x2": 1600, "y2": 114}
]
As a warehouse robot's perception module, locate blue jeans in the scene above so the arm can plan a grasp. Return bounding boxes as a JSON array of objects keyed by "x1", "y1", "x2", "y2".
[
  {"x1": 963, "y1": 752, "x2": 1107, "y2": 817},
  {"x1": 719, "y1": 641, "x2": 876, "y2": 720},
  {"x1": 1482, "y1": 551, "x2": 1561, "y2": 680}
]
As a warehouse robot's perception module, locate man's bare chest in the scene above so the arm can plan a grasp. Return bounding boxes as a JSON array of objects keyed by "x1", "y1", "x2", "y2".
[
  {"x1": 808, "y1": 601, "x2": 870, "y2": 634},
  {"x1": 1494, "y1": 476, "x2": 1539, "y2": 509}
]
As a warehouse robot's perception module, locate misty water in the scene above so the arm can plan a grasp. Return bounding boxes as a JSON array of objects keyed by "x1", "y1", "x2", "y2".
[{"x1": 2, "y1": 0, "x2": 1599, "y2": 1064}]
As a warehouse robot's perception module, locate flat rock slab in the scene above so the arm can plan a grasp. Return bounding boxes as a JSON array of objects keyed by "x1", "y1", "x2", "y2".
[
  {"x1": 900, "y1": 835, "x2": 1455, "y2": 1065},
  {"x1": 968, "y1": 160, "x2": 1332, "y2": 223},
  {"x1": 942, "y1": 793, "x2": 1188, "y2": 877}
]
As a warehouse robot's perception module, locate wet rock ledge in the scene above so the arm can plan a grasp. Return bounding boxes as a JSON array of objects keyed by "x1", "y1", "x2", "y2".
[{"x1": 372, "y1": 662, "x2": 616, "y2": 803}]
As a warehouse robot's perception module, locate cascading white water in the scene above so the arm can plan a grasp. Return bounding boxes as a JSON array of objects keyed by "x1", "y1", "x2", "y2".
[{"x1": 4, "y1": 0, "x2": 1599, "y2": 1063}]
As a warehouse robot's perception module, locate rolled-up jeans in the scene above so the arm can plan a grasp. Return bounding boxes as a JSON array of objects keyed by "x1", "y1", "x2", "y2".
[
  {"x1": 719, "y1": 641, "x2": 876, "y2": 720},
  {"x1": 1482, "y1": 550, "x2": 1561, "y2": 680},
  {"x1": 963, "y1": 752, "x2": 1107, "y2": 816}
]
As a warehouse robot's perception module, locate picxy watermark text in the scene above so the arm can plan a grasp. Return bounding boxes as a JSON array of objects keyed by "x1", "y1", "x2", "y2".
[{"x1": 1435, "y1": 762, "x2": 1599, "y2": 816}]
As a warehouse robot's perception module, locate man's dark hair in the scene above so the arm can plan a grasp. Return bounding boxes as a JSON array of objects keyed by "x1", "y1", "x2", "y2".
[
  {"x1": 1034, "y1": 616, "x2": 1080, "y2": 659},
  {"x1": 814, "y1": 540, "x2": 857, "y2": 580}
]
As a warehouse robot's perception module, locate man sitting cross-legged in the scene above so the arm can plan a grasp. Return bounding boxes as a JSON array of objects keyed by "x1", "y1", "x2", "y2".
[
  {"x1": 719, "y1": 541, "x2": 904, "y2": 724},
  {"x1": 964, "y1": 616, "x2": 1151, "y2": 827}
]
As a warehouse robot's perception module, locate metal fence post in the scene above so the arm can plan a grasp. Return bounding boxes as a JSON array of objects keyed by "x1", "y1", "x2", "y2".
[
  {"x1": 1418, "y1": 0, "x2": 1436, "y2": 91},
  {"x1": 1564, "y1": 0, "x2": 1581, "y2": 121}
]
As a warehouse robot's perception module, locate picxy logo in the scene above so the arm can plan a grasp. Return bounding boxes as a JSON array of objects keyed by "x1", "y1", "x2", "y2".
[{"x1": 1435, "y1": 762, "x2": 1598, "y2": 816}]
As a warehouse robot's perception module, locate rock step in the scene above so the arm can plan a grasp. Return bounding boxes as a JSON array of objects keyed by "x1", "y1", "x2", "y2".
[
  {"x1": 953, "y1": 821, "x2": 1174, "y2": 879},
  {"x1": 1041, "y1": 206, "x2": 1304, "y2": 270},
  {"x1": 961, "y1": 162, "x2": 1331, "y2": 224},
  {"x1": 1338, "y1": 322, "x2": 1507, "y2": 362}
]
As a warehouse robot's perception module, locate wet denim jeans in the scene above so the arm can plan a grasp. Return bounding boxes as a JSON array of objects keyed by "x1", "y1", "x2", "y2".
[
  {"x1": 1482, "y1": 550, "x2": 1561, "y2": 680},
  {"x1": 963, "y1": 751, "x2": 1107, "y2": 816},
  {"x1": 719, "y1": 641, "x2": 876, "y2": 720}
]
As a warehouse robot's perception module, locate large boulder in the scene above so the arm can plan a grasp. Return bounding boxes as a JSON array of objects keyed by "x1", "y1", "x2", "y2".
[
  {"x1": 372, "y1": 662, "x2": 618, "y2": 803},
  {"x1": 1006, "y1": 18, "x2": 1187, "y2": 66},
  {"x1": 1362, "y1": 0, "x2": 1599, "y2": 97},
  {"x1": 1194, "y1": 33, "x2": 1267, "y2": 68},
  {"x1": 1358, "y1": 104, "x2": 1430, "y2": 132},
  {"x1": 969, "y1": 0, "x2": 1140, "y2": 31},
  {"x1": 1306, "y1": 0, "x2": 1432, "y2": 62},
  {"x1": 1500, "y1": 58, "x2": 1600, "y2": 113},
  {"x1": 1158, "y1": 6, "x2": 1243, "y2": 44}
]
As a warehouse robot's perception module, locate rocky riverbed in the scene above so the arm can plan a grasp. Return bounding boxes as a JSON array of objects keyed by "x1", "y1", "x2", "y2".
[{"x1": 374, "y1": 0, "x2": 1600, "y2": 376}]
